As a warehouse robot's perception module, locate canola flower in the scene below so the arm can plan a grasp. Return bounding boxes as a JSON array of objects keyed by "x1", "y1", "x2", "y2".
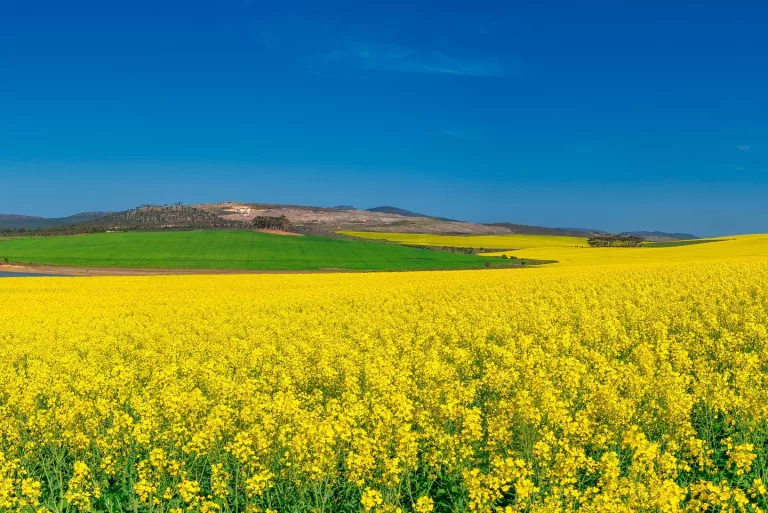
[{"x1": 1, "y1": 257, "x2": 768, "y2": 512}]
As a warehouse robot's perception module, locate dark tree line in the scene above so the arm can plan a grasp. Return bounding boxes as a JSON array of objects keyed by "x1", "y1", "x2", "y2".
[
  {"x1": 252, "y1": 216, "x2": 291, "y2": 230},
  {"x1": 587, "y1": 234, "x2": 645, "y2": 247}
]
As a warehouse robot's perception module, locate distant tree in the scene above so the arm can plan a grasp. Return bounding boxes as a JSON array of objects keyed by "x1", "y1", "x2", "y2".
[{"x1": 252, "y1": 215, "x2": 291, "y2": 231}]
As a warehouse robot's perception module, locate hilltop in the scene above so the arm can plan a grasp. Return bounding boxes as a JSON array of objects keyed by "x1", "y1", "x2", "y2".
[
  {"x1": 482, "y1": 222, "x2": 596, "y2": 238},
  {"x1": 79, "y1": 205, "x2": 244, "y2": 231},
  {"x1": 364, "y1": 206, "x2": 459, "y2": 222},
  {"x1": 194, "y1": 202, "x2": 507, "y2": 235}
]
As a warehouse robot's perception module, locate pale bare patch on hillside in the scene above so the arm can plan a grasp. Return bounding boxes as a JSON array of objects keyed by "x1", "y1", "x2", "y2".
[{"x1": 196, "y1": 202, "x2": 510, "y2": 235}]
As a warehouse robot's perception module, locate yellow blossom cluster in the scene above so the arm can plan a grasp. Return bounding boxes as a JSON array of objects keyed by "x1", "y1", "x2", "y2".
[{"x1": 1, "y1": 257, "x2": 768, "y2": 512}]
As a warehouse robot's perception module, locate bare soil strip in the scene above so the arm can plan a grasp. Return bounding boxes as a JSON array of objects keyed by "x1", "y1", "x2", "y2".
[{"x1": 254, "y1": 229, "x2": 303, "y2": 236}]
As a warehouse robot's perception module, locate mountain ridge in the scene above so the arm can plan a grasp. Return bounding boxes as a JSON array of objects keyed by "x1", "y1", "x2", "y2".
[
  {"x1": 365, "y1": 206, "x2": 459, "y2": 222},
  {"x1": 622, "y1": 230, "x2": 699, "y2": 241},
  {"x1": 1, "y1": 202, "x2": 698, "y2": 240},
  {"x1": 0, "y1": 211, "x2": 112, "y2": 230}
]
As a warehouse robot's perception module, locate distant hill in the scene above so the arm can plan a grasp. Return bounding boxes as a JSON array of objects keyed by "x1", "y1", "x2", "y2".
[
  {"x1": 558, "y1": 226, "x2": 604, "y2": 234},
  {"x1": 0, "y1": 206, "x2": 247, "y2": 235},
  {"x1": 0, "y1": 214, "x2": 43, "y2": 221},
  {"x1": 0, "y1": 211, "x2": 110, "y2": 230},
  {"x1": 366, "y1": 206, "x2": 430, "y2": 218},
  {"x1": 484, "y1": 223, "x2": 597, "y2": 238},
  {"x1": 366, "y1": 206, "x2": 458, "y2": 222},
  {"x1": 1, "y1": 201, "x2": 701, "y2": 240},
  {"x1": 556, "y1": 227, "x2": 698, "y2": 241},
  {"x1": 80, "y1": 205, "x2": 246, "y2": 231},
  {"x1": 195, "y1": 202, "x2": 506, "y2": 235},
  {"x1": 622, "y1": 231, "x2": 699, "y2": 241}
]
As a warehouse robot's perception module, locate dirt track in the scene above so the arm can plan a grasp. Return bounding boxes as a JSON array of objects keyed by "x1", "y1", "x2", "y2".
[{"x1": 254, "y1": 229, "x2": 302, "y2": 236}]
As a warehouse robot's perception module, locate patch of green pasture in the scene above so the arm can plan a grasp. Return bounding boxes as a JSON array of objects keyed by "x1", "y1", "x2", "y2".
[{"x1": 0, "y1": 230, "x2": 511, "y2": 271}]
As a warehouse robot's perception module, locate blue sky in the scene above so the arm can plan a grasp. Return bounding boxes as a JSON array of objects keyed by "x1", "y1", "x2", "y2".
[{"x1": 1, "y1": 0, "x2": 766, "y2": 236}]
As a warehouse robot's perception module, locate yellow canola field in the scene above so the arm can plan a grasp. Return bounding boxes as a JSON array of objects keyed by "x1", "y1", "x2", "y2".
[
  {"x1": 2, "y1": 258, "x2": 768, "y2": 512},
  {"x1": 339, "y1": 232, "x2": 588, "y2": 250},
  {"x1": 342, "y1": 232, "x2": 768, "y2": 268},
  {"x1": 483, "y1": 234, "x2": 768, "y2": 266}
]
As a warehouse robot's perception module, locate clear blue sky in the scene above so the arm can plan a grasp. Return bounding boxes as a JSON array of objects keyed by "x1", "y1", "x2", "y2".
[{"x1": 1, "y1": 0, "x2": 766, "y2": 236}]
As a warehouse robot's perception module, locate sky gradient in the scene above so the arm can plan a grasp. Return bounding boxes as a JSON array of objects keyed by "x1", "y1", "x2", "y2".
[{"x1": 1, "y1": 0, "x2": 767, "y2": 236}]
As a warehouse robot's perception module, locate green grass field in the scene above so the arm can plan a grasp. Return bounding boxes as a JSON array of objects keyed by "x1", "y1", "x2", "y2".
[{"x1": 0, "y1": 231, "x2": 510, "y2": 271}]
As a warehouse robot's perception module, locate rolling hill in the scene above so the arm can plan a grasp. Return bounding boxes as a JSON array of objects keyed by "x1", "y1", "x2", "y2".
[
  {"x1": 1, "y1": 201, "x2": 698, "y2": 241},
  {"x1": 78, "y1": 205, "x2": 245, "y2": 231},
  {"x1": 195, "y1": 202, "x2": 507, "y2": 235},
  {"x1": 483, "y1": 222, "x2": 596, "y2": 238},
  {"x1": 622, "y1": 230, "x2": 699, "y2": 241},
  {"x1": 365, "y1": 206, "x2": 458, "y2": 222},
  {"x1": 0, "y1": 212, "x2": 111, "y2": 230}
]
